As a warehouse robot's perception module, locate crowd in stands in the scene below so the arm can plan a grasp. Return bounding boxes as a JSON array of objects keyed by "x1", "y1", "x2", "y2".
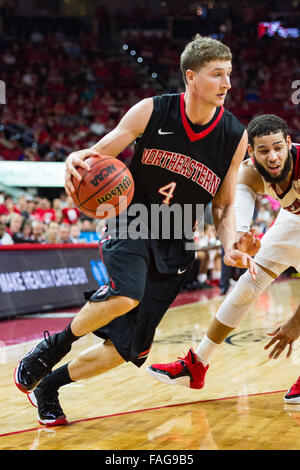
[
  {"x1": 0, "y1": 0, "x2": 298, "y2": 290},
  {"x1": 0, "y1": 190, "x2": 100, "y2": 245},
  {"x1": 0, "y1": 25, "x2": 157, "y2": 164},
  {"x1": 0, "y1": 0, "x2": 299, "y2": 164}
]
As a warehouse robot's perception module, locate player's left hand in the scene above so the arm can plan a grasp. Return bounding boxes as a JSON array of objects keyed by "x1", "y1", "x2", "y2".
[
  {"x1": 223, "y1": 249, "x2": 257, "y2": 280},
  {"x1": 264, "y1": 318, "x2": 300, "y2": 359},
  {"x1": 236, "y1": 228, "x2": 261, "y2": 257}
]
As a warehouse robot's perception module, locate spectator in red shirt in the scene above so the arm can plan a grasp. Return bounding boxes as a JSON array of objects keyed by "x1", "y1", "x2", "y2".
[
  {"x1": 0, "y1": 195, "x2": 21, "y2": 217},
  {"x1": 0, "y1": 196, "x2": 11, "y2": 216},
  {"x1": 27, "y1": 199, "x2": 38, "y2": 219},
  {"x1": 32, "y1": 198, "x2": 56, "y2": 224},
  {"x1": 61, "y1": 196, "x2": 81, "y2": 225}
]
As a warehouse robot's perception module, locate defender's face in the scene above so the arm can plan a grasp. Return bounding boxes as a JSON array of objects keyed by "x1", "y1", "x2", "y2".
[
  {"x1": 186, "y1": 60, "x2": 232, "y2": 107},
  {"x1": 248, "y1": 132, "x2": 293, "y2": 183}
]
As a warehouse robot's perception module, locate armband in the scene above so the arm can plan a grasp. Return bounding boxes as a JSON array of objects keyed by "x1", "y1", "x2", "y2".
[{"x1": 234, "y1": 184, "x2": 256, "y2": 232}]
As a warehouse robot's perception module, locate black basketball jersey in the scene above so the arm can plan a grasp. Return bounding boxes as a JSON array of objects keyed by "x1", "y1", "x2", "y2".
[{"x1": 127, "y1": 93, "x2": 245, "y2": 237}]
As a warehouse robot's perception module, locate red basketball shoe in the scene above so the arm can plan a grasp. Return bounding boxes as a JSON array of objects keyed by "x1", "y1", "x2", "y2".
[
  {"x1": 147, "y1": 348, "x2": 208, "y2": 389},
  {"x1": 284, "y1": 376, "x2": 300, "y2": 404}
]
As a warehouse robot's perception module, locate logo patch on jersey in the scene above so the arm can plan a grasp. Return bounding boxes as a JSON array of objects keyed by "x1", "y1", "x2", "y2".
[
  {"x1": 142, "y1": 148, "x2": 221, "y2": 197},
  {"x1": 178, "y1": 268, "x2": 187, "y2": 274},
  {"x1": 158, "y1": 128, "x2": 175, "y2": 135},
  {"x1": 285, "y1": 198, "x2": 300, "y2": 214}
]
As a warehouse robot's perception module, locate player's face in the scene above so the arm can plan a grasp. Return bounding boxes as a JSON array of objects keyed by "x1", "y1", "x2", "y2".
[
  {"x1": 186, "y1": 60, "x2": 232, "y2": 107},
  {"x1": 249, "y1": 132, "x2": 293, "y2": 184}
]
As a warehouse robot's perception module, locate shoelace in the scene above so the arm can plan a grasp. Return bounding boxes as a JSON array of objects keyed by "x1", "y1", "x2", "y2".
[
  {"x1": 168, "y1": 352, "x2": 191, "y2": 370},
  {"x1": 178, "y1": 350, "x2": 194, "y2": 364},
  {"x1": 37, "y1": 330, "x2": 54, "y2": 360},
  {"x1": 176, "y1": 356, "x2": 188, "y2": 365},
  {"x1": 43, "y1": 330, "x2": 51, "y2": 343}
]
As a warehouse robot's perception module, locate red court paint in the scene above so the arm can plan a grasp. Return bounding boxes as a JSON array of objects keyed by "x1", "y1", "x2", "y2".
[{"x1": 0, "y1": 389, "x2": 288, "y2": 438}]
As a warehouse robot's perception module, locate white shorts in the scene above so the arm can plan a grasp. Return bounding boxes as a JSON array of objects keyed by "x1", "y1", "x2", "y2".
[{"x1": 254, "y1": 208, "x2": 300, "y2": 276}]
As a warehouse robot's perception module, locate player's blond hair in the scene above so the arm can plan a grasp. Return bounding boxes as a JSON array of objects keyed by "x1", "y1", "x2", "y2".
[{"x1": 180, "y1": 34, "x2": 232, "y2": 84}]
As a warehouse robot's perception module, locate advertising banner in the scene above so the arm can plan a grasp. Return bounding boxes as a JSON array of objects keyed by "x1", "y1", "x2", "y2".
[
  {"x1": 0, "y1": 161, "x2": 65, "y2": 187},
  {"x1": 0, "y1": 244, "x2": 108, "y2": 318}
]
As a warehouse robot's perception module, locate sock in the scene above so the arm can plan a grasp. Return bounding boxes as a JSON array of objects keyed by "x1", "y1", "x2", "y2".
[
  {"x1": 39, "y1": 363, "x2": 74, "y2": 390},
  {"x1": 55, "y1": 322, "x2": 80, "y2": 349},
  {"x1": 195, "y1": 335, "x2": 218, "y2": 366}
]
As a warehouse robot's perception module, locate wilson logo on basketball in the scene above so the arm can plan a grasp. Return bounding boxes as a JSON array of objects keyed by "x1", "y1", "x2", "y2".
[
  {"x1": 90, "y1": 164, "x2": 117, "y2": 187},
  {"x1": 96, "y1": 175, "x2": 132, "y2": 205}
]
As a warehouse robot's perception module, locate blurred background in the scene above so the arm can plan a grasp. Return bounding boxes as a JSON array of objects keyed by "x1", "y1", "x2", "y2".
[{"x1": 0, "y1": 0, "x2": 299, "y2": 315}]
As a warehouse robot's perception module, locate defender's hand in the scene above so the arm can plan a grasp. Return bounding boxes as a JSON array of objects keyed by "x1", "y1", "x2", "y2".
[
  {"x1": 223, "y1": 249, "x2": 257, "y2": 280},
  {"x1": 264, "y1": 318, "x2": 300, "y2": 359},
  {"x1": 236, "y1": 228, "x2": 261, "y2": 257}
]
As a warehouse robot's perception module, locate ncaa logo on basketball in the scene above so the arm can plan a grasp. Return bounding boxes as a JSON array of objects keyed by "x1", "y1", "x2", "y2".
[{"x1": 90, "y1": 164, "x2": 117, "y2": 187}]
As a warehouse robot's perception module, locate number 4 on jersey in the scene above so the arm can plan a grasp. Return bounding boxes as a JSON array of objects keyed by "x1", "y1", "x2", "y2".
[{"x1": 158, "y1": 182, "x2": 177, "y2": 205}]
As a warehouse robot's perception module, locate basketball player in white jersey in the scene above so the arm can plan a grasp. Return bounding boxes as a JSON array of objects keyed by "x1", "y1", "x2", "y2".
[{"x1": 148, "y1": 114, "x2": 300, "y2": 404}]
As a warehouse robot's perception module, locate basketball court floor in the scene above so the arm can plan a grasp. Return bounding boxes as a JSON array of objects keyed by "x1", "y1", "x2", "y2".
[{"x1": 1, "y1": 278, "x2": 300, "y2": 451}]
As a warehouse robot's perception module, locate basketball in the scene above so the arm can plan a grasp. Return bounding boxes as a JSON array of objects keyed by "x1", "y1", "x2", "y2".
[{"x1": 71, "y1": 155, "x2": 134, "y2": 219}]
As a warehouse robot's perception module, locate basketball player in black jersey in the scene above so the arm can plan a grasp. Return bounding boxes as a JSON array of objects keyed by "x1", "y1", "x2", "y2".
[{"x1": 14, "y1": 35, "x2": 258, "y2": 425}]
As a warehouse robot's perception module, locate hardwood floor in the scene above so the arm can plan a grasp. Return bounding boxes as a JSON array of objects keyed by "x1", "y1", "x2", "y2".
[{"x1": 1, "y1": 279, "x2": 300, "y2": 450}]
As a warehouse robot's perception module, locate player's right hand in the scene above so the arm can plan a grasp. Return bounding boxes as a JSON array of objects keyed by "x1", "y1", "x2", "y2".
[{"x1": 64, "y1": 149, "x2": 99, "y2": 196}]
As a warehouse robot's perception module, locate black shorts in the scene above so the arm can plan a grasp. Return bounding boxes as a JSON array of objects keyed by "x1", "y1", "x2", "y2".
[{"x1": 86, "y1": 235, "x2": 194, "y2": 367}]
